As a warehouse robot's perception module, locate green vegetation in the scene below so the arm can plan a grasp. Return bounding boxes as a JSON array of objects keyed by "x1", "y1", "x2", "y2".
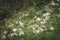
[{"x1": 0, "y1": 0, "x2": 60, "y2": 40}]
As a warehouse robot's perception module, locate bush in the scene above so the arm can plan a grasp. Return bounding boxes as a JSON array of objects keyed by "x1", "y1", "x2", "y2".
[{"x1": 0, "y1": 0, "x2": 60, "y2": 40}]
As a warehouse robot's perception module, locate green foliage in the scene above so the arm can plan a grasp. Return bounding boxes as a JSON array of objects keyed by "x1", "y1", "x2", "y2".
[{"x1": 0, "y1": 0, "x2": 60, "y2": 40}]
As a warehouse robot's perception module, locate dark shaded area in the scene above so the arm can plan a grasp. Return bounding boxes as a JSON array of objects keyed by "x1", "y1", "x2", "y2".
[
  {"x1": 0, "y1": 0, "x2": 24, "y2": 21},
  {"x1": 0, "y1": 10, "x2": 11, "y2": 20}
]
